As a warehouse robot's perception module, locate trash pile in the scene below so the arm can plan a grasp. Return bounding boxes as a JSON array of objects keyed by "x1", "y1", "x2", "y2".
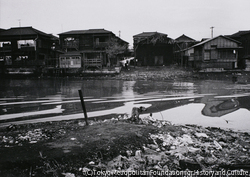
[
  {"x1": 78, "y1": 116, "x2": 250, "y2": 173},
  {"x1": 0, "y1": 128, "x2": 49, "y2": 147}
]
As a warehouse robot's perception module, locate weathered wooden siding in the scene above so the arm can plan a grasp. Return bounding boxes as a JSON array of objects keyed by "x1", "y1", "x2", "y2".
[{"x1": 203, "y1": 37, "x2": 238, "y2": 50}]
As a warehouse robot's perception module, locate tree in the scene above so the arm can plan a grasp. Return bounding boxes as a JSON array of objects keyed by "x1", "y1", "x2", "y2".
[{"x1": 105, "y1": 37, "x2": 128, "y2": 66}]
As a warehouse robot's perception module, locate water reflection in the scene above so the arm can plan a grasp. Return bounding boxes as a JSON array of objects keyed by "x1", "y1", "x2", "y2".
[
  {"x1": 202, "y1": 98, "x2": 239, "y2": 117},
  {"x1": 0, "y1": 78, "x2": 250, "y2": 132}
]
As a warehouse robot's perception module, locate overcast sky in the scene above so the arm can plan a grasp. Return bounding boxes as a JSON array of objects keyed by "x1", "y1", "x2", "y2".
[{"x1": 0, "y1": 0, "x2": 250, "y2": 47}]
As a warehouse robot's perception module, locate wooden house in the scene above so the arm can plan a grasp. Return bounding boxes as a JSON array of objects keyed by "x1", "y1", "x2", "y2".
[
  {"x1": 0, "y1": 27, "x2": 59, "y2": 68},
  {"x1": 133, "y1": 32, "x2": 174, "y2": 66},
  {"x1": 58, "y1": 29, "x2": 128, "y2": 69},
  {"x1": 229, "y1": 30, "x2": 250, "y2": 70},
  {"x1": 187, "y1": 35, "x2": 241, "y2": 71},
  {"x1": 173, "y1": 34, "x2": 198, "y2": 67}
]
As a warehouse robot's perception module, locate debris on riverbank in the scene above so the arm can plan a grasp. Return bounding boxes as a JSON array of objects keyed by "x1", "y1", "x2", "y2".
[{"x1": 0, "y1": 115, "x2": 250, "y2": 176}]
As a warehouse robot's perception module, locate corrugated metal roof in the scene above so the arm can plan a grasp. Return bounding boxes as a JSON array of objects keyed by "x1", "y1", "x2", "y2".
[
  {"x1": 58, "y1": 29, "x2": 112, "y2": 35},
  {"x1": 133, "y1": 32, "x2": 167, "y2": 38},
  {"x1": 0, "y1": 26, "x2": 52, "y2": 37}
]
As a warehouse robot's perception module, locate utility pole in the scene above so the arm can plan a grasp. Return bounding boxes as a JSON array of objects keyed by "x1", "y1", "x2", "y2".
[
  {"x1": 18, "y1": 19, "x2": 21, "y2": 27},
  {"x1": 210, "y1": 26, "x2": 214, "y2": 38}
]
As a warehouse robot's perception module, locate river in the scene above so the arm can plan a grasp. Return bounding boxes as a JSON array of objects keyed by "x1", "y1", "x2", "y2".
[{"x1": 0, "y1": 77, "x2": 250, "y2": 132}]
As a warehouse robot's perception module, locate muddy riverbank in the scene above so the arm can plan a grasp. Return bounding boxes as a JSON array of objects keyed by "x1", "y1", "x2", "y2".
[{"x1": 0, "y1": 117, "x2": 250, "y2": 176}]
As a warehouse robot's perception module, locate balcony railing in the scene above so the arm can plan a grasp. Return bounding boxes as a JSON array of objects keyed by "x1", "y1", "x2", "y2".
[
  {"x1": 84, "y1": 58, "x2": 102, "y2": 69},
  {"x1": 62, "y1": 42, "x2": 79, "y2": 49},
  {"x1": 94, "y1": 42, "x2": 108, "y2": 48}
]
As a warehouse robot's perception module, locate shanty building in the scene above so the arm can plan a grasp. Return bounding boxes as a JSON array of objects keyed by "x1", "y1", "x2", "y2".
[
  {"x1": 133, "y1": 32, "x2": 174, "y2": 66},
  {"x1": 173, "y1": 34, "x2": 198, "y2": 67}
]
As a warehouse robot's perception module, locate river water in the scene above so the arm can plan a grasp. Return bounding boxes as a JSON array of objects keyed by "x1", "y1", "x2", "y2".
[{"x1": 0, "y1": 77, "x2": 250, "y2": 132}]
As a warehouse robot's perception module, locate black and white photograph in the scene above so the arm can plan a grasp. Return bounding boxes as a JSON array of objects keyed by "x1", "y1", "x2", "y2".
[{"x1": 0, "y1": 0, "x2": 250, "y2": 176}]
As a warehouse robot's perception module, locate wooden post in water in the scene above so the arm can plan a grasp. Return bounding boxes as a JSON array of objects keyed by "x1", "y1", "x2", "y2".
[{"x1": 78, "y1": 89, "x2": 89, "y2": 126}]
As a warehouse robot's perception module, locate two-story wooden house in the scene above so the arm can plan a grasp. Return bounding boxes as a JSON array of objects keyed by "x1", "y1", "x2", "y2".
[
  {"x1": 0, "y1": 27, "x2": 59, "y2": 70},
  {"x1": 58, "y1": 29, "x2": 128, "y2": 69},
  {"x1": 187, "y1": 35, "x2": 241, "y2": 71},
  {"x1": 133, "y1": 32, "x2": 174, "y2": 66}
]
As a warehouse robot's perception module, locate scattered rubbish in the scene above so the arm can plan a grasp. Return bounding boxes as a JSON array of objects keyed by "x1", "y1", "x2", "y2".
[
  {"x1": 1, "y1": 113, "x2": 250, "y2": 174},
  {"x1": 214, "y1": 140, "x2": 223, "y2": 150},
  {"x1": 0, "y1": 128, "x2": 49, "y2": 147},
  {"x1": 62, "y1": 173, "x2": 75, "y2": 177},
  {"x1": 195, "y1": 132, "x2": 209, "y2": 138}
]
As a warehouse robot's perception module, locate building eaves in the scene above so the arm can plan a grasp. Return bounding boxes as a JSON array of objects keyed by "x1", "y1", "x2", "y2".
[
  {"x1": 230, "y1": 30, "x2": 250, "y2": 38},
  {"x1": 58, "y1": 29, "x2": 112, "y2": 35},
  {"x1": 0, "y1": 26, "x2": 52, "y2": 37},
  {"x1": 190, "y1": 35, "x2": 241, "y2": 48},
  {"x1": 133, "y1": 32, "x2": 167, "y2": 38},
  {"x1": 175, "y1": 34, "x2": 196, "y2": 42}
]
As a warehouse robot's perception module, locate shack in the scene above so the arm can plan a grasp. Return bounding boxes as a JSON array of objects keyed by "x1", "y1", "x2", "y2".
[
  {"x1": 133, "y1": 32, "x2": 174, "y2": 66},
  {"x1": 188, "y1": 35, "x2": 241, "y2": 71}
]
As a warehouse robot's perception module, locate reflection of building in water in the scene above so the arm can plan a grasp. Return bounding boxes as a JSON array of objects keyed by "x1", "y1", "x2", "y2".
[
  {"x1": 202, "y1": 98, "x2": 240, "y2": 117},
  {"x1": 201, "y1": 95, "x2": 250, "y2": 117},
  {"x1": 171, "y1": 82, "x2": 195, "y2": 95},
  {"x1": 121, "y1": 81, "x2": 136, "y2": 98}
]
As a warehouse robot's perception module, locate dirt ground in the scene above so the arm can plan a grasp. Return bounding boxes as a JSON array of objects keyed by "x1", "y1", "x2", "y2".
[
  {"x1": 0, "y1": 117, "x2": 250, "y2": 177},
  {"x1": 1, "y1": 66, "x2": 250, "y2": 176}
]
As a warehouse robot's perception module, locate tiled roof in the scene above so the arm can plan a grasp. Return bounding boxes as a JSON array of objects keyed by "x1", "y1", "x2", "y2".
[
  {"x1": 133, "y1": 32, "x2": 167, "y2": 38},
  {"x1": 0, "y1": 27, "x2": 52, "y2": 37},
  {"x1": 59, "y1": 29, "x2": 112, "y2": 35}
]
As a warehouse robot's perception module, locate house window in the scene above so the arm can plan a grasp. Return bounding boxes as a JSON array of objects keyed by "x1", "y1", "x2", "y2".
[
  {"x1": 96, "y1": 38, "x2": 99, "y2": 45},
  {"x1": 204, "y1": 51, "x2": 210, "y2": 61},
  {"x1": 0, "y1": 41, "x2": 11, "y2": 47},
  {"x1": 17, "y1": 40, "x2": 35, "y2": 49},
  {"x1": 64, "y1": 37, "x2": 75, "y2": 41},
  {"x1": 218, "y1": 50, "x2": 236, "y2": 59}
]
